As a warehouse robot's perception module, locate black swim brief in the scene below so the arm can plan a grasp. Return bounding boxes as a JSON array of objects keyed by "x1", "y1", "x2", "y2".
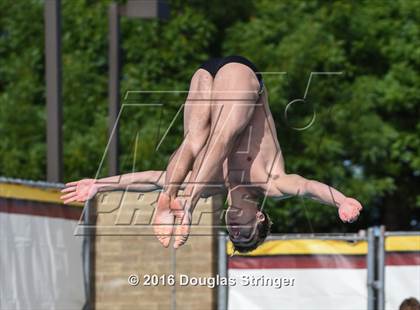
[{"x1": 199, "y1": 55, "x2": 264, "y2": 94}]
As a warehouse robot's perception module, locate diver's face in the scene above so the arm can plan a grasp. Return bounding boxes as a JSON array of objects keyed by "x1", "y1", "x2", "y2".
[
  {"x1": 225, "y1": 204, "x2": 265, "y2": 243},
  {"x1": 225, "y1": 186, "x2": 265, "y2": 243}
]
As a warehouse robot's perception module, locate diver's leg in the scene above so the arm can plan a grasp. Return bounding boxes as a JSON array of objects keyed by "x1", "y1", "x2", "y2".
[{"x1": 153, "y1": 69, "x2": 213, "y2": 247}]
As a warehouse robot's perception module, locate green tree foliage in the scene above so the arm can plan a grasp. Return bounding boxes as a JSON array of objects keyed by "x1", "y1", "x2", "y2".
[
  {"x1": 0, "y1": 0, "x2": 45, "y2": 179},
  {"x1": 0, "y1": 0, "x2": 418, "y2": 232}
]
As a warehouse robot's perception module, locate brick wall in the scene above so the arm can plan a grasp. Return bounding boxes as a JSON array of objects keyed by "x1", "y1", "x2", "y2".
[{"x1": 91, "y1": 190, "x2": 220, "y2": 310}]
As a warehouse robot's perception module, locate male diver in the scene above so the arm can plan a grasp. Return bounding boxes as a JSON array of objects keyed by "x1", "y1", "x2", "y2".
[{"x1": 61, "y1": 56, "x2": 362, "y2": 251}]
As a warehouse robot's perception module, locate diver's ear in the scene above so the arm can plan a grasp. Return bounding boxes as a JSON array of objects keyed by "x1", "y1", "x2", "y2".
[{"x1": 256, "y1": 211, "x2": 265, "y2": 223}]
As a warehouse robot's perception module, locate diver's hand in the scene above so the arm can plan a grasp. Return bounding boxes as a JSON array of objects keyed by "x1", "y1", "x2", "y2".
[
  {"x1": 60, "y1": 179, "x2": 98, "y2": 204},
  {"x1": 338, "y1": 197, "x2": 362, "y2": 223}
]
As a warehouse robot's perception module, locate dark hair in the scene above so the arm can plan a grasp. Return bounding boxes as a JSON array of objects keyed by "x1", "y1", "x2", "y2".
[
  {"x1": 400, "y1": 298, "x2": 420, "y2": 310},
  {"x1": 231, "y1": 210, "x2": 272, "y2": 253}
]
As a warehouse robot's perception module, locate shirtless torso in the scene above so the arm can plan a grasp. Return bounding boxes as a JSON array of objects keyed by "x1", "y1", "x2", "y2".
[{"x1": 225, "y1": 88, "x2": 284, "y2": 191}]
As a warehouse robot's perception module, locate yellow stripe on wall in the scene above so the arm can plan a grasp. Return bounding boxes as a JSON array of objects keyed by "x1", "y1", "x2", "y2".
[
  {"x1": 227, "y1": 239, "x2": 368, "y2": 256},
  {"x1": 0, "y1": 183, "x2": 83, "y2": 207},
  {"x1": 227, "y1": 236, "x2": 420, "y2": 256},
  {"x1": 386, "y1": 236, "x2": 420, "y2": 252}
]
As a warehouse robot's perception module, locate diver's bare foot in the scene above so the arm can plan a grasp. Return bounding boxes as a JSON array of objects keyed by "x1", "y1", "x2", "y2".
[
  {"x1": 338, "y1": 197, "x2": 362, "y2": 223},
  {"x1": 152, "y1": 192, "x2": 174, "y2": 247},
  {"x1": 171, "y1": 198, "x2": 191, "y2": 249}
]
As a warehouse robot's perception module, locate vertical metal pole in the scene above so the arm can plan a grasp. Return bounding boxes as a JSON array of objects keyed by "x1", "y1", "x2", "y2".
[
  {"x1": 367, "y1": 227, "x2": 375, "y2": 310},
  {"x1": 171, "y1": 244, "x2": 176, "y2": 310},
  {"x1": 218, "y1": 231, "x2": 227, "y2": 310},
  {"x1": 45, "y1": 0, "x2": 62, "y2": 182},
  {"x1": 108, "y1": 3, "x2": 120, "y2": 176},
  {"x1": 377, "y1": 226, "x2": 386, "y2": 310},
  {"x1": 367, "y1": 226, "x2": 385, "y2": 310},
  {"x1": 82, "y1": 200, "x2": 92, "y2": 310}
]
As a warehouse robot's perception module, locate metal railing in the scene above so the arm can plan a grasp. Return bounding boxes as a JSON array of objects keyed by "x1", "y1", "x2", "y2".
[{"x1": 217, "y1": 226, "x2": 419, "y2": 310}]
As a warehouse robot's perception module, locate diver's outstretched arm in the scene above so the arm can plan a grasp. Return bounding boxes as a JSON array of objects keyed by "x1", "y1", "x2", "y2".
[
  {"x1": 269, "y1": 174, "x2": 362, "y2": 222},
  {"x1": 60, "y1": 170, "x2": 168, "y2": 204}
]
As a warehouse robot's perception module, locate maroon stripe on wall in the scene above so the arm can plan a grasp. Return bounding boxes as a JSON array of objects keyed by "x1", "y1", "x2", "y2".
[
  {"x1": 229, "y1": 253, "x2": 420, "y2": 269},
  {"x1": 386, "y1": 252, "x2": 420, "y2": 266},
  {"x1": 0, "y1": 198, "x2": 82, "y2": 221},
  {"x1": 229, "y1": 255, "x2": 367, "y2": 269}
]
